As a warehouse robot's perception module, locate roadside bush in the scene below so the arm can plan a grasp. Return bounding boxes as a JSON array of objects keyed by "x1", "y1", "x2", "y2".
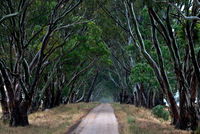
[
  {"x1": 194, "y1": 125, "x2": 200, "y2": 134},
  {"x1": 152, "y1": 105, "x2": 169, "y2": 121},
  {"x1": 127, "y1": 115, "x2": 136, "y2": 124}
]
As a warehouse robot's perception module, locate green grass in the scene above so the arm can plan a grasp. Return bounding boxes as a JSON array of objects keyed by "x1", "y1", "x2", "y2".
[{"x1": 126, "y1": 115, "x2": 148, "y2": 134}]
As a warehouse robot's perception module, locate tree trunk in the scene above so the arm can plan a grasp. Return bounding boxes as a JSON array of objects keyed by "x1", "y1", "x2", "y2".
[
  {"x1": 134, "y1": 89, "x2": 139, "y2": 107},
  {"x1": 138, "y1": 84, "x2": 142, "y2": 106},
  {"x1": 29, "y1": 90, "x2": 41, "y2": 113},
  {"x1": 0, "y1": 62, "x2": 15, "y2": 113},
  {"x1": 54, "y1": 88, "x2": 61, "y2": 106},
  {"x1": 147, "y1": 90, "x2": 153, "y2": 108},
  {"x1": 50, "y1": 82, "x2": 55, "y2": 108},
  {"x1": 126, "y1": 6, "x2": 179, "y2": 124},
  {"x1": 119, "y1": 92, "x2": 123, "y2": 104},
  {"x1": 152, "y1": 91, "x2": 156, "y2": 107},
  {"x1": 85, "y1": 71, "x2": 98, "y2": 102},
  {"x1": 9, "y1": 101, "x2": 29, "y2": 127},
  {"x1": 42, "y1": 85, "x2": 51, "y2": 111},
  {"x1": 176, "y1": 85, "x2": 198, "y2": 130},
  {"x1": 0, "y1": 82, "x2": 9, "y2": 121}
]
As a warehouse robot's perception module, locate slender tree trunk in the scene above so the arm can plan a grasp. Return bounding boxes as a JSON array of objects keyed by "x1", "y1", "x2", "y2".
[
  {"x1": 50, "y1": 81, "x2": 55, "y2": 108},
  {"x1": 29, "y1": 90, "x2": 41, "y2": 113},
  {"x1": 124, "y1": 4, "x2": 179, "y2": 124},
  {"x1": 147, "y1": 90, "x2": 153, "y2": 108},
  {"x1": 42, "y1": 85, "x2": 50, "y2": 111},
  {"x1": 138, "y1": 84, "x2": 143, "y2": 106},
  {"x1": 148, "y1": 9, "x2": 180, "y2": 124},
  {"x1": 152, "y1": 91, "x2": 156, "y2": 107},
  {"x1": 54, "y1": 88, "x2": 61, "y2": 106},
  {"x1": 68, "y1": 80, "x2": 76, "y2": 103},
  {"x1": 134, "y1": 87, "x2": 139, "y2": 107},
  {"x1": 85, "y1": 71, "x2": 98, "y2": 102}
]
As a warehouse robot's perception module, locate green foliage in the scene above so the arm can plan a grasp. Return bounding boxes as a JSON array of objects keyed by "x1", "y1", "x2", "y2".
[
  {"x1": 152, "y1": 105, "x2": 169, "y2": 121},
  {"x1": 194, "y1": 125, "x2": 200, "y2": 134},
  {"x1": 127, "y1": 115, "x2": 136, "y2": 124},
  {"x1": 130, "y1": 63, "x2": 158, "y2": 86},
  {"x1": 174, "y1": 24, "x2": 186, "y2": 46},
  {"x1": 65, "y1": 21, "x2": 111, "y2": 65},
  {"x1": 126, "y1": 115, "x2": 143, "y2": 134}
]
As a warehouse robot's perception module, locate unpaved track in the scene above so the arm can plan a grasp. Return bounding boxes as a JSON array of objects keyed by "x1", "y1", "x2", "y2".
[{"x1": 69, "y1": 103, "x2": 119, "y2": 134}]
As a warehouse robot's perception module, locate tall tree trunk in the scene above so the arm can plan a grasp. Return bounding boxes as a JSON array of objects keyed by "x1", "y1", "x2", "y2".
[
  {"x1": 148, "y1": 8, "x2": 180, "y2": 124},
  {"x1": 50, "y1": 81, "x2": 55, "y2": 108},
  {"x1": 68, "y1": 79, "x2": 76, "y2": 103},
  {"x1": 54, "y1": 88, "x2": 61, "y2": 106},
  {"x1": 29, "y1": 90, "x2": 41, "y2": 113},
  {"x1": 85, "y1": 71, "x2": 99, "y2": 102},
  {"x1": 42, "y1": 85, "x2": 50, "y2": 111},
  {"x1": 147, "y1": 90, "x2": 153, "y2": 108},
  {"x1": 124, "y1": 4, "x2": 179, "y2": 124},
  {"x1": 138, "y1": 84, "x2": 144, "y2": 106},
  {"x1": 0, "y1": 77, "x2": 9, "y2": 121}
]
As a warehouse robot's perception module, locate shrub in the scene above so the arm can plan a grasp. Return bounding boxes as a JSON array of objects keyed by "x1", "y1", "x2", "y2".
[
  {"x1": 127, "y1": 115, "x2": 136, "y2": 124},
  {"x1": 194, "y1": 125, "x2": 200, "y2": 134},
  {"x1": 152, "y1": 105, "x2": 169, "y2": 121}
]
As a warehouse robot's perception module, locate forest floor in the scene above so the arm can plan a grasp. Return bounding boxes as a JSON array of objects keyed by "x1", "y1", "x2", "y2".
[
  {"x1": 112, "y1": 103, "x2": 192, "y2": 134},
  {"x1": 0, "y1": 102, "x2": 99, "y2": 134}
]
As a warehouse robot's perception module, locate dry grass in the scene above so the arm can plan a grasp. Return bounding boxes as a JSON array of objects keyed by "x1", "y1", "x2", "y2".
[
  {"x1": 112, "y1": 103, "x2": 192, "y2": 134},
  {"x1": 0, "y1": 102, "x2": 99, "y2": 134}
]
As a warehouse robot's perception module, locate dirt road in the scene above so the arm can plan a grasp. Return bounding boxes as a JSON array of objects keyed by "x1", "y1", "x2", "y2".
[{"x1": 69, "y1": 103, "x2": 119, "y2": 134}]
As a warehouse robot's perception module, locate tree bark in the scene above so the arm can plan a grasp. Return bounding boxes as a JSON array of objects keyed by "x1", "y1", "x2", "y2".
[
  {"x1": 85, "y1": 71, "x2": 99, "y2": 102},
  {"x1": 9, "y1": 101, "x2": 30, "y2": 126},
  {"x1": 0, "y1": 76, "x2": 9, "y2": 120},
  {"x1": 54, "y1": 88, "x2": 61, "y2": 106}
]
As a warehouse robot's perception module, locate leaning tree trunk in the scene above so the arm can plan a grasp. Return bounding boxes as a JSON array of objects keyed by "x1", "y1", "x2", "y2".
[
  {"x1": 124, "y1": 4, "x2": 179, "y2": 124},
  {"x1": 85, "y1": 71, "x2": 99, "y2": 102}
]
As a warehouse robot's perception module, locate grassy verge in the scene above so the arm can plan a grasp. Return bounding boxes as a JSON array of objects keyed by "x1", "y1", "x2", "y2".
[
  {"x1": 112, "y1": 103, "x2": 191, "y2": 134},
  {"x1": 0, "y1": 102, "x2": 99, "y2": 134}
]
